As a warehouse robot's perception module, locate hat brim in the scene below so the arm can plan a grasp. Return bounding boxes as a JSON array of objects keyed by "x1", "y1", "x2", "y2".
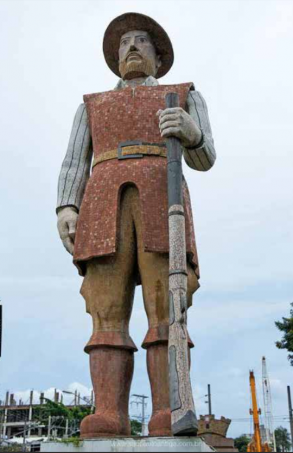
[{"x1": 103, "y1": 12, "x2": 174, "y2": 79}]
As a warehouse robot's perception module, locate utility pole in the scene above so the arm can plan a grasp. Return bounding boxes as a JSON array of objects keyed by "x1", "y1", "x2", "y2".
[
  {"x1": 131, "y1": 394, "x2": 149, "y2": 436},
  {"x1": 22, "y1": 417, "x2": 27, "y2": 452},
  {"x1": 48, "y1": 415, "x2": 51, "y2": 440},
  {"x1": 207, "y1": 384, "x2": 212, "y2": 415},
  {"x1": 65, "y1": 419, "x2": 69, "y2": 439},
  {"x1": 287, "y1": 386, "x2": 293, "y2": 450}
]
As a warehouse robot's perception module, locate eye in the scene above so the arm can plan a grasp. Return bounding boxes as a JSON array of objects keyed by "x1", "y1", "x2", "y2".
[{"x1": 139, "y1": 37, "x2": 146, "y2": 43}]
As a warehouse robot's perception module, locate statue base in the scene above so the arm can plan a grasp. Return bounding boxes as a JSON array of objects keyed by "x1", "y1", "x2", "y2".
[{"x1": 41, "y1": 437, "x2": 214, "y2": 452}]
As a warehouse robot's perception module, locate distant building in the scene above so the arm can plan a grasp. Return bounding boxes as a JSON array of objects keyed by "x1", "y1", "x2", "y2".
[
  {"x1": 198, "y1": 414, "x2": 238, "y2": 452},
  {"x1": 0, "y1": 390, "x2": 92, "y2": 440}
]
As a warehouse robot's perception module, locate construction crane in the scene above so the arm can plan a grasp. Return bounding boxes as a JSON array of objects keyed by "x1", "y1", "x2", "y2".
[
  {"x1": 247, "y1": 371, "x2": 271, "y2": 452},
  {"x1": 262, "y1": 357, "x2": 276, "y2": 451}
]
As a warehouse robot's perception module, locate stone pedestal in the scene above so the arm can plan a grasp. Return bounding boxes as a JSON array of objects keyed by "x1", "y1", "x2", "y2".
[{"x1": 41, "y1": 437, "x2": 215, "y2": 452}]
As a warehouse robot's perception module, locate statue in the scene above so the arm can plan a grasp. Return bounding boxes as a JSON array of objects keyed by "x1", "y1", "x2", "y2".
[{"x1": 57, "y1": 12, "x2": 216, "y2": 438}]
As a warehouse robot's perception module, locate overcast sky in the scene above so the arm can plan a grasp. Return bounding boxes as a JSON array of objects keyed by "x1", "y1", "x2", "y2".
[{"x1": 0, "y1": 0, "x2": 292, "y2": 439}]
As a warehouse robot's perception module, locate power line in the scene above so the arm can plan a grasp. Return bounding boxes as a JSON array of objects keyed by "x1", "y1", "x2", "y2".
[{"x1": 131, "y1": 394, "x2": 149, "y2": 436}]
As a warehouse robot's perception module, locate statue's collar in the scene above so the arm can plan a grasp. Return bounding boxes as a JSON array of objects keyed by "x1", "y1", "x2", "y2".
[{"x1": 114, "y1": 76, "x2": 159, "y2": 90}]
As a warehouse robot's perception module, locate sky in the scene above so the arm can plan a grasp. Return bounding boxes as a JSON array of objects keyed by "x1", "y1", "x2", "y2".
[{"x1": 0, "y1": 0, "x2": 292, "y2": 440}]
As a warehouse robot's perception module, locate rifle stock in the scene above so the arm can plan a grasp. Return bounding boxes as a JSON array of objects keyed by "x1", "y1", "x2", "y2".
[{"x1": 165, "y1": 92, "x2": 198, "y2": 436}]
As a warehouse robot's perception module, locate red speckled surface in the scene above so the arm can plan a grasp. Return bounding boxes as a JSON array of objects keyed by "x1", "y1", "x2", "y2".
[{"x1": 74, "y1": 83, "x2": 199, "y2": 277}]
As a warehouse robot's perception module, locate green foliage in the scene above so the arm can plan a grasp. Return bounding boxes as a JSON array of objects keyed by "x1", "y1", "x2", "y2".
[
  {"x1": 131, "y1": 419, "x2": 142, "y2": 436},
  {"x1": 0, "y1": 445, "x2": 22, "y2": 452},
  {"x1": 275, "y1": 426, "x2": 291, "y2": 452},
  {"x1": 34, "y1": 399, "x2": 68, "y2": 421},
  {"x1": 33, "y1": 399, "x2": 91, "y2": 437},
  {"x1": 61, "y1": 437, "x2": 82, "y2": 447},
  {"x1": 68, "y1": 405, "x2": 92, "y2": 425},
  {"x1": 275, "y1": 303, "x2": 293, "y2": 366},
  {"x1": 234, "y1": 434, "x2": 251, "y2": 452}
]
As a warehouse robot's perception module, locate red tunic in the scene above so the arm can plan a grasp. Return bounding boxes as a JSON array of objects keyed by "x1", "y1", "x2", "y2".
[{"x1": 74, "y1": 83, "x2": 200, "y2": 279}]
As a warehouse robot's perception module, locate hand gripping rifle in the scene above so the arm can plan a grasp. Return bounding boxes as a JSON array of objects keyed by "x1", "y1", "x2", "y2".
[{"x1": 165, "y1": 92, "x2": 198, "y2": 436}]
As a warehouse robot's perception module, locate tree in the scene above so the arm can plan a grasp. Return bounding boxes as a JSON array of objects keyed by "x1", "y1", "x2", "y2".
[
  {"x1": 34, "y1": 399, "x2": 91, "y2": 437},
  {"x1": 275, "y1": 302, "x2": 293, "y2": 366},
  {"x1": 130, "y1": 420, "x2": 142, "y2": 436},
  {"x1": 275, "y1": 426, "x2": 291, "y2": 452},
  {"x1": 234, "y1": 434, "x2": 251, "y2": 452}
]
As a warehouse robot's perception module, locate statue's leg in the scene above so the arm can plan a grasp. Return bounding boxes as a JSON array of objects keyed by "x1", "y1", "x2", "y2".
[
  {"x1": 80, "y1": 187, "x2": 138, "y2": 438},
  {"x1": 139, "y1": 254, "x2": 198, "y2": 437},
  {"x1": 137, "y1": 243, "x2": 197, "y2": 438},
  {"x1": 130, "y1": 188, "x2": 198, "y2": 436}
]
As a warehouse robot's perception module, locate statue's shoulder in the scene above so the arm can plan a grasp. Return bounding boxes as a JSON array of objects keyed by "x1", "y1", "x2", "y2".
[
  {"x1": 158, "y1": 82, "x2": 195, "y2": 91},
  {"x1": 83, "y1": 89, "x2": 115, "y2": 103}
]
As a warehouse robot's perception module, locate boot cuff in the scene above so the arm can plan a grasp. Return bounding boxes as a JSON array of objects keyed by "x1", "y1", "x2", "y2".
[
  {"x1": 85, "y1": 332, "x2": 138, "y2": 353},
  {"x1": 142, "y1": 325, "x2": 194, "y2": 349}
]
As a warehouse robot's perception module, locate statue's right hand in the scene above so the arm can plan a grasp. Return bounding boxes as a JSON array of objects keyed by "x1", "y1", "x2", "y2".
[{"x1": 57, "y1": 207, "x2": 79, "y2": 255}]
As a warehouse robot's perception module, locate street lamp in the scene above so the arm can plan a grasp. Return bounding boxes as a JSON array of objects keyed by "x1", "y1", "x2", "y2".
[{"x1": 62, "y1": 391, "x2": 94, "y2": 414}]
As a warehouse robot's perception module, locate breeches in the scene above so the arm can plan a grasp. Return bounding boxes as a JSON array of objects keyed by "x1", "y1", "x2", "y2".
[{"x1": 81, "y1": 185, "x2": 199, "y2": 353}]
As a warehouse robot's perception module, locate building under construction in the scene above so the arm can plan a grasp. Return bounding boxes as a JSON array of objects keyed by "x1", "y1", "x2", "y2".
[{"x1": 0, "y1": 389, "x2": 93, "y2": 440}]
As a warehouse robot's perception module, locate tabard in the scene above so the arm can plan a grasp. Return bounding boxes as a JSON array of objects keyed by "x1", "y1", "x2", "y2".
[{"x1": 73, "y1": 83, "x2": 200, "y2": 279}]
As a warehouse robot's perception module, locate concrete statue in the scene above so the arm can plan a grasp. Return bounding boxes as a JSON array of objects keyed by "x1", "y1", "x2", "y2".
[{"x1": 57, "y1": 12, "x2": 216, "y2": 439}]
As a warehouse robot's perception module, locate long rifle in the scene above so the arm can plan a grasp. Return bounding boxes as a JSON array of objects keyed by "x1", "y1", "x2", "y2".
[{"x1": 165, "y1": 92, "x2": 198, "y2": 436}]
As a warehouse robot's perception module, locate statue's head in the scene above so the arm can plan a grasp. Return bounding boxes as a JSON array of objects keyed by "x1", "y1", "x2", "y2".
[
  {"x1": 103, "y1": 13, "x2": 174, "y2": 80},
  {"x1": 118, "y1": 30, "x2": 161, "y2": 80}
]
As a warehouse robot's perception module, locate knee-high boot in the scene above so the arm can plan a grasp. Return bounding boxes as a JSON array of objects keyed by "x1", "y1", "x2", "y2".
[
  {"x1": 147, "y1": 343, "x2": 172, "y2": 437},
  {"x1": 147, "y1": 341, "x2": 193, "y2": 437},
  {"x1": 80, "y1": 347, "x2": 134, "y2": 438}
]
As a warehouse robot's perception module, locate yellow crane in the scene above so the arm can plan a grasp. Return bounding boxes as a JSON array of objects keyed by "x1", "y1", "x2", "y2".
[{"x1": 247, "y1": 371, "x2": 271, "y2": 452}]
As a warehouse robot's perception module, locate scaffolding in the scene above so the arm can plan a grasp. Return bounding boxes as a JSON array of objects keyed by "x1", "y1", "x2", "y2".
[{"x1": 0, "y1": 389, "x2": 92, "y2": 440}]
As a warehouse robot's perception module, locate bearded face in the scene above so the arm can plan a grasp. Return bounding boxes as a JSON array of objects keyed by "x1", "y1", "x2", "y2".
[{"x1": 118, "y1": 30, "x2": 161, "y2": 80}]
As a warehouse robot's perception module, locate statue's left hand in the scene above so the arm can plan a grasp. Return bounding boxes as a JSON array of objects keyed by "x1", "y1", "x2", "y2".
[
  {"x1": 157, "y1": 107, "x2": 202, "y2": 148},
  {"x1": 57, "y1": 206, "x2": 79, "y2": 255}
]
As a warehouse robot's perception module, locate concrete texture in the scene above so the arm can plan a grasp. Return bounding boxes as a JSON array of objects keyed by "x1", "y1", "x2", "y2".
[{"x1": 41, "y1": 437, "x2": 215, "y2": 452}]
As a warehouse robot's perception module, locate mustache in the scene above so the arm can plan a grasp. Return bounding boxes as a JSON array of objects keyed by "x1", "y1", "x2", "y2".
[{"x1": 125, "y1": 51, "x2": 143, "y2": 60}]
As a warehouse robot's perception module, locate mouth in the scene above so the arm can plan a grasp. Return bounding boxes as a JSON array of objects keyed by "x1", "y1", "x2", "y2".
[{"x1": 126, "y1": 52, "x2": 142, "y2": 62}]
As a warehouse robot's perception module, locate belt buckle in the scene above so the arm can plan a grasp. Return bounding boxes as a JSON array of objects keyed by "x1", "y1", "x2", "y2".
[{"x1": 118, "y1": 140, "x2": 144, "y2": 160}]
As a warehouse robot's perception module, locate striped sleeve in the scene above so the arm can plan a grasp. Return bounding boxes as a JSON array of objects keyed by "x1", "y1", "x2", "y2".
[
  {"x1": 57, "y1": 103, "x2": 93, "y2": 213},
  {"x1": 183, "y1": 89, "x2": 216, "y2": 172}
]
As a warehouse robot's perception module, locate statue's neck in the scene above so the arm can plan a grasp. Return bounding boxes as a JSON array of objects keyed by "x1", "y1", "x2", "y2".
[
  {"x1": 123, "y1": 77, "x2": 148, "y2": 88},
  {"x1": 115, "y1": 76, "x2": 158, "y2": 91}
]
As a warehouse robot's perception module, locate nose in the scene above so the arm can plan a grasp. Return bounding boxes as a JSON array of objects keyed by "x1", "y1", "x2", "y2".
[{"x1": 129, "y1": 43, "x2": 138, "y2": 52}]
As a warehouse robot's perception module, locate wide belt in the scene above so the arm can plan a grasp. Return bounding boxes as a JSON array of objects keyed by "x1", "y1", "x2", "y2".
[{"x1": 92, "y1": 141, "x2": 167, "y2": 168}]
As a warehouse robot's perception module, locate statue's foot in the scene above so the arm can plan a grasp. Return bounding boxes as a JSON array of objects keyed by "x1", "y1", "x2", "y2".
[
  {"x1": 80, "y1": 412, "x2": 131, "y2": 438},
  {"x1": 148, "y1": 409, "x2": 172, "y2": 437}
]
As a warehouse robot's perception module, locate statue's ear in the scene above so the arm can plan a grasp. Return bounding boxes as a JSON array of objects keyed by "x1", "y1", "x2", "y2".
[{"x1": 156, "y1": 54, "x2": 162, "y2": 71}]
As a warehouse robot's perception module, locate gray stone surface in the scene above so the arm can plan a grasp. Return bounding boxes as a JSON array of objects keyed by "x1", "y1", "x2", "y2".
[{"x1": 41, "y1": 437, "x2": 215, "y2": 452}]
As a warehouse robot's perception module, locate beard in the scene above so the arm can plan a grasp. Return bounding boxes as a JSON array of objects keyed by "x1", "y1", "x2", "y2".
[{"x1": 119, "y1": 55, "x2": 157, "y2": 80}]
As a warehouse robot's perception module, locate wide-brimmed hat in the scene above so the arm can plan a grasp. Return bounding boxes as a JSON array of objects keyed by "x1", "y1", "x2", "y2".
[{"x1": 103, "y1": 12, "x2": 174, "y2": 79}]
